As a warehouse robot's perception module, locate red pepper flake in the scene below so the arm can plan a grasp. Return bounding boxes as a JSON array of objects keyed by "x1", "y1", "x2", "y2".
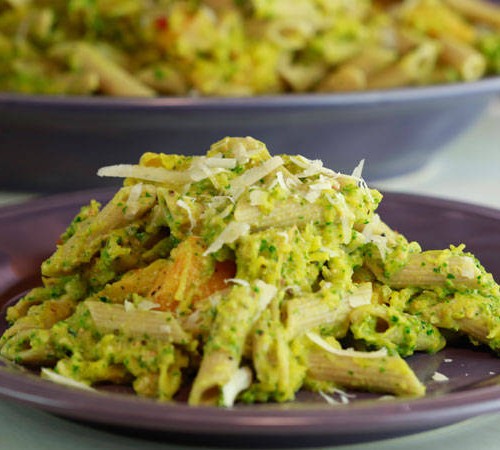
[{"x1": 155, "y1": 16, "x2": 168, "y2": 31}]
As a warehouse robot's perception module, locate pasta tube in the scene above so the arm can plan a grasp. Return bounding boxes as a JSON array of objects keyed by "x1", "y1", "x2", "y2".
[
  {"x1": 189, "y1": 281, "x2": 276, "y2": 405},
  {"x1": 305, "y1": 333, "x2": 426, "y2": 397},
  {"x1": 66, "y1": 42, "x2": 155, "y2": 97},
  {"x1": 42, "y1": 185, "x2": 157, "y2": 277}
]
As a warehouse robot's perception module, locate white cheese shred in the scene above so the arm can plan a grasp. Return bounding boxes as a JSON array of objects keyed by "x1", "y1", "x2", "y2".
[
  {"x1": 97, "y1": 164, "x2": 191, "y2": 185},
  {"x1": 125, "y1": 182, "x2": 143, "y2": 219},
  {"x1": 203, "y1": 221, "x2": 250, "y2": 255},
  {"x1": 228, "y1": 156, "x2": 284, "y2": 199},
  {"x1": 432, "y1": 371, "x2": 449, "y2": 382},
  {"x1": 41, "y1": 368, "x2": 95, "y2": 391},
  {"x1": 221, "y1": 366, "x2": 252, "y2": 407},
  {"x1": 224, "y1": 278, "x2": 250, "y2": 287},
  {"x1": 347, "y1": 283, "x2": 373, "y2": 308},
  {"x1": 176, "y1": 199, "x2": 196, "y2": 231},
  {"x1": 319, "y1": 388, "x2": 355, "y2": 405},
  {"x1": 306, "y1": 332, "x2": 388, "y2": 359},
  {"x1": 254, "y1": 280, "x2": 278, "y2": 313}
]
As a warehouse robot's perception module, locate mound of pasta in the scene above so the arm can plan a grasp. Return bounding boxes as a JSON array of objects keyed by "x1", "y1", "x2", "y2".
[
  {"x1": 1, "y1": 137, "x2": 499, "y2": 406},
  {"x1": 1, "y1": 0, "x2": 500, "y2": 96}
]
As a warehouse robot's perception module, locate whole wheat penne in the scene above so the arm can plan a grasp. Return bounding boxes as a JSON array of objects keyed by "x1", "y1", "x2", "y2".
[
  {"x1": 368, "y1": 250, "x2": 482, "y2": 289},
  {"x1": 305, "y1": 333, "x2": 426, "y2": 397},
  {"x1": 444, "y1": 0, "x2": 500, "y2": 29},
  {"x1": 41, "y1": 184, "x2": 157, "y2": 277},
  {"x1": 85, "y1": 301, "x2": 191, "y2": 344},
  {"x1": 438, "y1": 36, "x2": 487, "y2": 80},
  {"x1": 70, "y1": 42, "x2": 155, "y2": 97},
  {"x1": 189, "y1": 281, "x2": 276, "y2": 405},
  {"x1": 368, "y1": 41, "x2": 440, "y2": 88}
]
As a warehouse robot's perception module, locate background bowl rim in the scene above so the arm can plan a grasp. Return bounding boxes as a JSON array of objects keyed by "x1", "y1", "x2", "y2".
[{"x1": 1, "y1": 76, "x2": 500, "y2": 111}]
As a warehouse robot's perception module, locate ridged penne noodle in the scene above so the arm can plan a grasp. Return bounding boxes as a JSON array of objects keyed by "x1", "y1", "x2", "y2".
[
  {"x1": 189, "y1": 281, "x2": 276, "y2": 405},
  {"x1": 407, "y1": 291, "x2": 500, "y2": 351},
  {"x1": 58, "y1": 42, "x2": 155, "y2": 97},
  {"x1": 368, "y1": 250, "x2": 482, "y2": 289},
  {"x1": 444, "y1": 0, "x2": 500, "y2": 28},
  {"x1": 317, "y1": 47, "x2": 397, "y2": 92},
  {"x1": 85, "y1": 301, "x2": 191, "y2": 344},
  {"x1": 249, "y1": 307, "x2": 304, "y2": 402},
  {"x1": 349, "y1": 303, "x2": 446, "y2": 356},
  {"x1": 42, "y1": 184, "x2": 157, "y2": 277},
  {"x1": 285, "y1": 283, "x2": 372, "y2": 340},
  {"x1": 438, "y1": 36, "x2": 487, "y2": 81},
  {"x1": 367, "y1": 41, "x2": 440, "y2": 89},
  {"x1": 305, "y1": 333, "x2": 426, "y2": 397},
  {"x1": 234, "y1": 200, "x2": 324, "y2": 231}
]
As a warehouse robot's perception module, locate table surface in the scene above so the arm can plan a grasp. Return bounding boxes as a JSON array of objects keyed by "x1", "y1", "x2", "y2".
[{"x1": 1, "y1": 100, "x2": 499, "y2": 450}]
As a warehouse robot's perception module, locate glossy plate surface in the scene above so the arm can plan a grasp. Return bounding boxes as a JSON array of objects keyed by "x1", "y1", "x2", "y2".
[
  {"x1": 0, "y1": 189, "x2": 499, "y2": 447},
  {"x1": 1, "y1": 77, "x2": 500, "y2": 191}
]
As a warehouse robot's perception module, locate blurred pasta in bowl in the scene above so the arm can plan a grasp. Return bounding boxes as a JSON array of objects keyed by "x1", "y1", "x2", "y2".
[
  {"x1": 1, "y1": 0, "x2": 500, "y2": 96},
  {"x1": 1, "y1": 0, "x2": 500, "y2": 191}
]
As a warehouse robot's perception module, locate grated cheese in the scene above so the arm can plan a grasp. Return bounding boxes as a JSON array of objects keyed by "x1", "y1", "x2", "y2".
[
  {"x1": 319, "y1": 388, "x2": 355, "y2": 405},
  {"x1": 319, "y1": 390, "x2": 340, "y2": 405},
  {"x1": 221, "y1": 366, "x2": 252, "y2": 408},
  {"x1": 254, "y1": 280, "x2": 278, "y2": 313},
  {"x1": 224, "y1": 278, "x2": 250, "y2": 287},
  {"x1": 124, "y1": 300, "x2": 135, "y2": 312},
  {"x1": 295, "y1": 158, "x2": 325, "y2": 178},
  {"x1": 159, "y1": 324, "x2": 172, "y2": 334},
  {"x1": 249, "y1": 188, "x2": 268, "y2": 206},
  {"x1": 361, "y1": 215, "x2": 389, "y2": 260},
  {"x1": 124, "y1": 299, "x2": 160, "y2": 311},
  {"x1": 203, "y1": 221, "x2": 250, "y2": 255},
  {"x1": 304, "y1": 176, "x2": 333, "y2": 203},
  {"x1": 203, "y1": 157, "x2": 237, "y2": 169},
  {"x1": 41, "y1": 368, "x2": 95, "y2": 391},
  {"x1": 351, "y1": 159, "x2": 365, "y2": 180},
  {"x1": 275, "y1": 171, "x2": 289, "y2": 191},
  {"x1": 325, "y1": 192, "x2": 354, "y2": 245},
  {"x1": 319, "y1": 247, "x2": 339, "y2": 258},
  {"x1": 306, "y1": 332, "x2": 388, "y2": 359},
  {"x1": 347, "y1": 283, "x2": 373, "y2": 308},
  {"x1": 232, "y1": 142, "x2": 250, "y2": 164},
  {"x1": 432, "y1": 371, "x2": 449, "y2": 382},
  {"x1": 350, "y1": 159, "x2": 374, "y2": 203},
  {"x1": 97, "y1": 164, "x2": 191, "y2": 185},
  {"x1": 290, "y1": 155, "x2": 339, "y2": 179},
  {"x1": 227, "y1": 156, "x2": 284, "y2": 199},
  {"x1": 458, "y1": 256, "x2": 477, "y2": 279},
  {"x1": 137, "y1": 300, "x2": 161, "y2": 311},
  {"x1": 176, "y1": 198, "x2": 196, "y2": 231},
  {"x1": 304, "y1": 190, "x2": 322, "y2": 203},
  {"x1": 125, "y1": 182, "x2": 143, "y2": 219}
]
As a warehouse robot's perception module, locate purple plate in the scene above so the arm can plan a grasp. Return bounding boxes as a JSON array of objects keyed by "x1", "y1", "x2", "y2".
[{"x1": 0, "y1": 189, "x2": 499, "y2": 448}]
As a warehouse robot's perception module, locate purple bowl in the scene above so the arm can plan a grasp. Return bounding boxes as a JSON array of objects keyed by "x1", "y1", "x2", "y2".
[{"x1": 1, "y1": 77, "x2": 500, "y2": 192}]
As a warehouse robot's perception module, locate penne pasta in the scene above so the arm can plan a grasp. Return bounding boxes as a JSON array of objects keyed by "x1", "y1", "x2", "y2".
[
  {"x1": 438, "y1": 36, "x2": 487, "y2": 81},
  {"x1": 305, "y1": 333, "x2": 426, "y2": 397},
  {"x1": 1, "y1": 136, "x2": 498, "y2": 406},
  {"x1": 2, "y1": 1, "x2": 500, "y2": 96},
  {"x1": 444, "y1": 0, "x2": 500, "y2": 29}
]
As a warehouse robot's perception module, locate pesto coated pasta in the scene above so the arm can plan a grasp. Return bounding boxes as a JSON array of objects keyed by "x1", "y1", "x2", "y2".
[
  {"x1": 0, "y1": 136, "x2": 499, "y2": 406},
  {"x1": 1, "y1": 0, "x2": 500, "y2": 96}
]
